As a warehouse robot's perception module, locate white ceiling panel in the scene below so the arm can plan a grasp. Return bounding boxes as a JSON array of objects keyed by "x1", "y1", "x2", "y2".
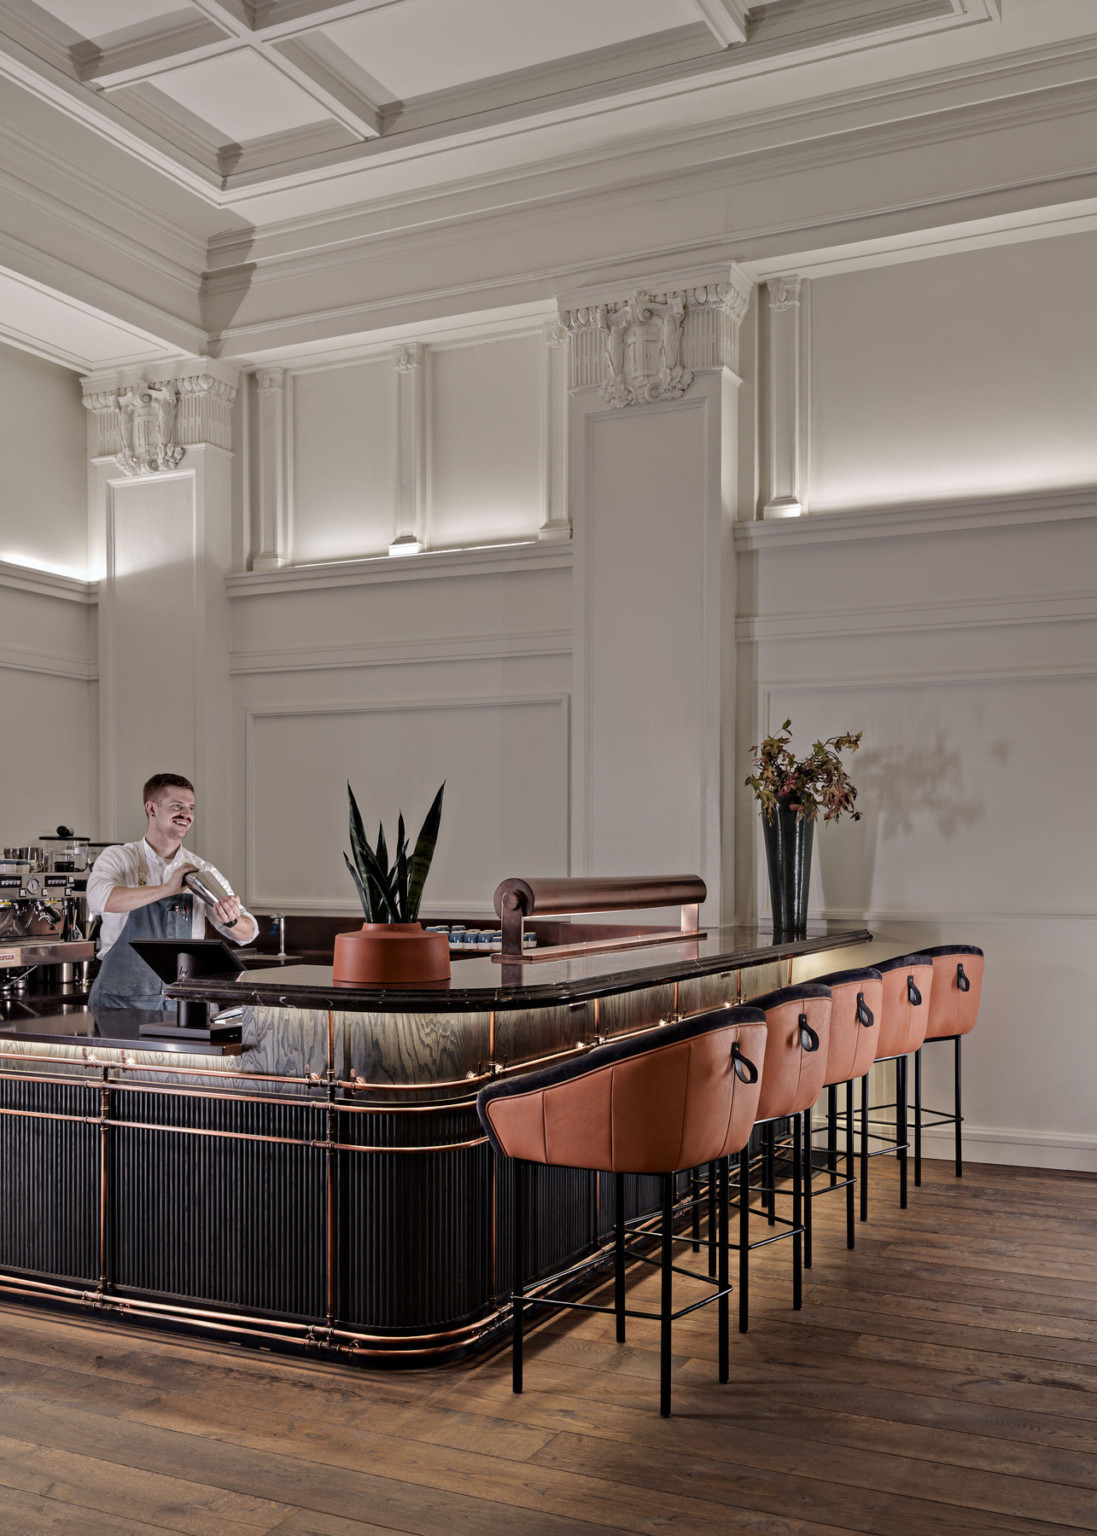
[
  {"x1": 325, "y1": 0, "x2": 702, "y2": 100},
  {"x1": 34, "y1": 0, "x2": 185, "y2": 42},
  {"x1": 151, "y1": 48, "x2": 333, "y2": 141},
  {"x1": 0, "y1": 269, "x2": 179, "y2": 371}
]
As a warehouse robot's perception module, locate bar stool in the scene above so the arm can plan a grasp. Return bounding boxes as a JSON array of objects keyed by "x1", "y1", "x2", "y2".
[
  {"x1": 862, "y1": 953, "x2": 934, "y2": 1214},
  {"x1": 734, "y1": 982, "x2": 831, "y2": 1332},
  {"x1": 914, "y1": 944, "x2": 984, "y2": 1183},
  {"x1": 476, "y1": 1005, "x2": 767, "y2": 1417},
  {"x1": 802, "y1": 966, "x2": 882, "y2": 1262}
]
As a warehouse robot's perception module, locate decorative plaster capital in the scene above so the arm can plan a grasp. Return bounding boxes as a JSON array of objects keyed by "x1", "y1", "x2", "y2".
[
  {"x1": 543, "y1": 318, "x2": 568, "y2": 349},
  {"x1": 254, "y1": 367, "x2": 285, "y2": 394},
  {"x1": 393, "y1": 342, "x2": 424, "y2": 373},
  {"x1": 81, "y1": 358, "x2": 239, "y2": 469},
  {"x1": 558, "y1": 264, "x2": 754, "y2": 402},
  {"x1": 768, "y1": 275, "x2": 802, "y2": 312}
]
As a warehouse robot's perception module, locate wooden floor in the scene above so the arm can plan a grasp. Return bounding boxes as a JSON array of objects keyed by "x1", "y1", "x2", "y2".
[{"x1": 0, "y1": 1157, "x2": 1094, "y2": 1536}]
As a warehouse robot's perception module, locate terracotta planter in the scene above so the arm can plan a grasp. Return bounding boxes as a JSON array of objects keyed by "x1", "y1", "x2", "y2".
[{"x1": 332, "y1": 922, "x2": 451, "y2": 986}]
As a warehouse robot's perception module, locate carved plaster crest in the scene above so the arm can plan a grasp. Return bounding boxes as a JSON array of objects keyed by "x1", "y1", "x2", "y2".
[
  {"x1": 115, "y1": 381, "x2": 184, "y2": 476},
  {"x1": 596, "y1": 291, "x2": 692, "y2": 408}
]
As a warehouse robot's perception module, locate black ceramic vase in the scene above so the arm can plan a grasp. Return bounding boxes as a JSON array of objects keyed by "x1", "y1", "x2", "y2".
[{"x1": 762, "y1": 799, "x2": 814, "y2": 938}]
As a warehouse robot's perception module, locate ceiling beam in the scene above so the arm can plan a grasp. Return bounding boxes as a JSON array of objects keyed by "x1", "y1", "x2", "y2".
[
  {"x1": 76, "y1": 19, "x2": 237, "y2": 91},
  {"x1": 691, "y1": 0, "x2": 751, "y2": 48},
  {"x1": 203, "y1": 0, "x2": 411, "y2": 42},
  {"x1": 189, "y1": 0, "x2": 386, "y2": 136}
]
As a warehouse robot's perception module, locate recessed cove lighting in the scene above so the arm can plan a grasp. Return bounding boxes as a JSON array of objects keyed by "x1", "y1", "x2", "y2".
[
  {"x1": 1, "y1": 553, "x2": 93, "y2": 581},
  {"x1": 388, "y1": 535, "x2": 422, "y2": 557}
]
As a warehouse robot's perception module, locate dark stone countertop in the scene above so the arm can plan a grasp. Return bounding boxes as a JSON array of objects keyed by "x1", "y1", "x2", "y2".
[{"x1": 167, "y1": 922, "x2": 872, "y2": 1013}]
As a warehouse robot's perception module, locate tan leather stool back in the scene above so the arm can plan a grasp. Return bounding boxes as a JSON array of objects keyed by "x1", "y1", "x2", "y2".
[
  {"x1": 747, "y1": 984, "x2": 832, "y2": 1124},
  {"x1": 818, "y1": 969, "x2": 883, "y2": 1086},
  {"x1": 479, "y1": 1009, "x2": 767, "y2": 1175},
  {"x1": 922, "y1": 946, "x2": 984, "y2": 1040},
  {"x1": 875, "y1": 955, "x2": 934, "y2": 1060}
]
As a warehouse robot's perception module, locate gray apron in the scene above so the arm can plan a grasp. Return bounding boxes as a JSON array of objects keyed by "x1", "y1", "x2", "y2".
[{"x1": 88, "y1": 845, "x2": 194, "y2": 1013}]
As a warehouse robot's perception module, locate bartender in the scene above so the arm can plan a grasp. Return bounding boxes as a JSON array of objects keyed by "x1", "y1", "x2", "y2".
[{"x1": 87, "y1": 772, "x2": 257, "y2": 1011}]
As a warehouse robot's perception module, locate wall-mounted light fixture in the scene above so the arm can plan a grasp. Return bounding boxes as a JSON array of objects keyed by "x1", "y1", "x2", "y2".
[{"x1": 388, "y1": 534, "x2": 422, "y2": 557}]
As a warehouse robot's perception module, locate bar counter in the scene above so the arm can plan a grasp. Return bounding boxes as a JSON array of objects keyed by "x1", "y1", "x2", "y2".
[{"x1": 0, "y1": 922, "x2": 868, "y2": 1366}]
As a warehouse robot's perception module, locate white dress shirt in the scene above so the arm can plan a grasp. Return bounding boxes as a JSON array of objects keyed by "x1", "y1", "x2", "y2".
[{"x1": 86, "y1": 839, "x2": 258, "y2": 958}]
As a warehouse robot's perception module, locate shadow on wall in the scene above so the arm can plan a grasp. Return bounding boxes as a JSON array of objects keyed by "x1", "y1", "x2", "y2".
[{"x1": 817, "y1": 723, "x2": 1008, "y2": 914}]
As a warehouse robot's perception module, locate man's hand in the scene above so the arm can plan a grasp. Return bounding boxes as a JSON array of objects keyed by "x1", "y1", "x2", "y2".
[
  {"x1": 164, "y1": 863, "x2": 201, "y2": 896},
  {"x1": 213, "y1": 894, "x2": 242, "y2": 929}
]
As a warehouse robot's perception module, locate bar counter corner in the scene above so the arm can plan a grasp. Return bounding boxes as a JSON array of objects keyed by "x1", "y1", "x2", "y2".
[{"x1": 0, "y1": 922, "x2": 869, "y2": 1367}]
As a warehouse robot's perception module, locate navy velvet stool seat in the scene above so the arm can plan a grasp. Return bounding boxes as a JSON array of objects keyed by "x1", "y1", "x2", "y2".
[{"x1": 477, "y1": 1004, "x2": 767, "y2": 1417}]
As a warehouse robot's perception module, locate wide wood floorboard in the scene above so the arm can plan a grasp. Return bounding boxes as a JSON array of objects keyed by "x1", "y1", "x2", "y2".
[{"x1": 0, "y1": 1159, "x2": 1094, "y2": 1535}]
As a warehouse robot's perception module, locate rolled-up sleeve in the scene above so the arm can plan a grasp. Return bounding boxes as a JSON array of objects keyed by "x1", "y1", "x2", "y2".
[{"x1": 86, "y1": 846, "x2": 129, "y2": 917}]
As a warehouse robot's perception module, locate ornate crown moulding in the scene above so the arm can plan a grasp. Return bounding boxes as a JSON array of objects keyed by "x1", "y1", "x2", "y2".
[
  {"x1": 558, "y1": 265, "x2": 754, "y2": 406},
  {"x1": 81, "y1": 358, "x2": 240, "y2": 474}
]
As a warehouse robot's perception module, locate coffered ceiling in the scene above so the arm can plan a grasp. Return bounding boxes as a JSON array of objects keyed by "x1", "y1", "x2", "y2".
[
  {"x1": 1, "y1": 0, "x2": 1096, "y2": 374},
  {"x1": 0, "y1": 0, "x2": 1004, "y2": 200}
]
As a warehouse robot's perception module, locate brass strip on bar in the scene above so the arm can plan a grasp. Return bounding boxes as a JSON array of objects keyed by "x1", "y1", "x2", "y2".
[
  {"x1": 338, "y1": 1076, "x2": 490, "y2": 1094},
  {"x1": 0, "y1": 1053, "x2": 311, "y2": 1085},
  {"x1": 0, "y1": 1103, "x2": 486, "y2": 1154},
  {"x1": 0, "y1": 1272, "x2": 503, "y2": 1354},
  {"x1": 492, "y1": 927, "x2": 708, "y2": 963}
]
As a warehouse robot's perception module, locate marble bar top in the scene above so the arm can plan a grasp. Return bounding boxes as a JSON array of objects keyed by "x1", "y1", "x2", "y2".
[{"x1": 167, "y1": 922, "x2": 871, "y2": 1014}]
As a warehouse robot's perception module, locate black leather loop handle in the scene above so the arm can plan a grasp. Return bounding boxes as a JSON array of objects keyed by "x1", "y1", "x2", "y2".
[
  {"x1": 856, "y1": 991, "x2": 875, "y2": 1027},
  {"x1": 731, "y1": 1041, "x2": 759, "y2": 1084},
  {"x1": 907, "y1": 975, "x2": 922, "y2": 1006},
  {"x1": 957, "y1": 963, "x2": 970, "y2": 992},
  {"x1": 798, "y1": 1012, "x2": 821, "y2": 1052}
]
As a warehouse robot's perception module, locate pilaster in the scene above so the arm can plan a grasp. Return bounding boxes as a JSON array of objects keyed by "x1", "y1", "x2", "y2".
[
  {"x1": 559, "y1": 264, "x2": 755, "y2": 922},
  {"x1": 391, "y1": 342, "x2": 426, "y2": 555},
  {"x1": 762, "y1": 275, "x2": 806, "y2": 520},
  {"x1": 539, "y1": 320, "x2": 571, "y2": 542},
  {"x1": 252, "y1": 367, "x2": 287, "y2": 572},
  {"x1": 83, "y1": 359, "x2": 240, "y2": 868}
]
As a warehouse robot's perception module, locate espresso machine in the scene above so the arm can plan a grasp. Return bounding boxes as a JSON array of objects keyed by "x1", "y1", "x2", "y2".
[{"x1": 0, "y1": 849, "x2": 96, "y2": 1000}]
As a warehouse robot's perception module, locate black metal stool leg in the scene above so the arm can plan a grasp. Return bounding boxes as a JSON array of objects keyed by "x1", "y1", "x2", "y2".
[
  {"x1": 707, "y1": 1160, "x2": 718, "y2": 1278},
  {"x1": 660, "y1": 1172, "x2": 674, "y2": 1418},
  {"x1": 614, "y1": 1170, "x2": 626, "y2": 1343},
  {"x1": 804, "y1": 1103, "x2": 813, "y2": 1270},
  {"x1": 690, "y1": 1168, "x2": 701, "y2": 1252},
  {"x1": 513, "y1": 1158, "x2": 525, "y2": 1394},
  {"x1": 845, "y1": 1078, "x2": 855, "y2": 1249},
  {"x1": 860, "y1": 1072, "x2": 870, "y2": 1223},
  {"x1": 739, "y1": 1145, "x2": 750, "y2": 1333},
  {"x1": 792, "y1": 1112, "x2": 803, "y2": 1311},
  {"x1": 897, "y1": 1056, "x2": 908, "y2": 1210},
  {"x1": 765, "y1": 1122, "x2": 776, "y2": 1225},
  {"x1": 955, "y1": 1036, "x2": 963, "y2": 1177},
  {"x1": 909, "y1": 1044, "x2": 915, "y2": 1185},
  {"x1": 718, "y1": 1158, "x2": 730, "y2": 1383},
  {"x1": 827, "y1": 1084, "x2": 838, "y2": 1185}
]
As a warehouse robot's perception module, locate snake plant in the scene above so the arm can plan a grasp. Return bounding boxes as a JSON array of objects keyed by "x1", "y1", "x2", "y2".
[{"x1": 343, "y1": 781, "x2": 445, "y2": 922}]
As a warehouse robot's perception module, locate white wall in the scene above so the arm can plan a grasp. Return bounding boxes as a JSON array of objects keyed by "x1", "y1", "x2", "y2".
[
  {"x1": 229, "y1": 549, "x2": 571, "y2": 917},
  {"x1": 0, "y1": 341, "x2": 88, "y2": 574},
  {"x1": 807, "y1": 233, "x2": 1097, "y2": 511},
  {"x1": 279, "y1": 328, "x2": 548, "y2": 566},
  {"x1": 737, "y1": 233, "x2": 1097, "y2": 1171},
  {"x1": 0, "y1": 344, "x2": 96, "y2": 845},
  {"x1": 0, "y1": 571, "x2": 96, "y2": 848}
]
